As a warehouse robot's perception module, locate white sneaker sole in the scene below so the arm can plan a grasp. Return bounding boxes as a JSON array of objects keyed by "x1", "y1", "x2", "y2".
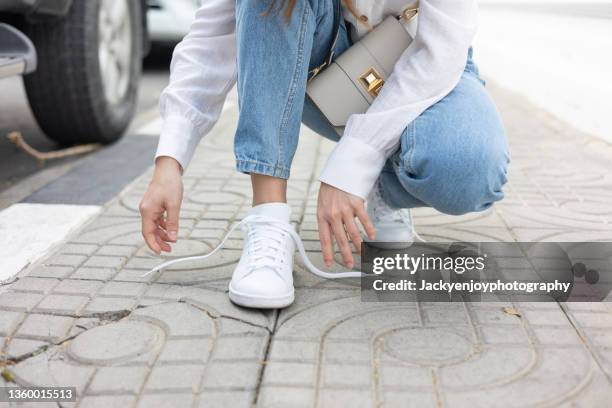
[{"x1": 228, "y1": 284, "x2": 295, "y2": 309}]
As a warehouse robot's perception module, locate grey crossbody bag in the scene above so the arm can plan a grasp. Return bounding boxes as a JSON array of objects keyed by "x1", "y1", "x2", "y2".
[{"x1": 306, "y1": 4, "x2": 418, "y2": 136}]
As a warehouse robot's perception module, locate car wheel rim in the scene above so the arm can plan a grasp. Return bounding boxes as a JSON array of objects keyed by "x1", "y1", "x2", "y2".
[{"x1": 98, "y1": 0, "x2": 133, "y2": 106}]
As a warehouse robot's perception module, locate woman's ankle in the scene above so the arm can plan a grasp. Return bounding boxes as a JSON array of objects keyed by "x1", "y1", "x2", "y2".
[{"x1": 251, "y1": 174, "x2": 288, "y2": 206}]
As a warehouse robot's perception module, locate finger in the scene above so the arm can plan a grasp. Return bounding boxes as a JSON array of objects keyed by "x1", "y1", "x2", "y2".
[
  {"x1": 164, "y1": 201, "x2": 180, "y2": 242},
  {"x1": 318, "y1": 218, "x2": 334, "y2": 267},
  {"x1": 141, "y1": 215, "x2": 162, "y2": 254},
  {"x1": 156, "y1": 217, "x2": 175, "y2": 243},
  {"x1": 156, "y1": 224, "x2": 173, "y2": 243},
  {"x1": 343, "y1": 213, "x2": 363, "y2": 254},
  {"x1": 155, "y1": 232, "x2": 172, "y2": 253},
  {"x1": 331, "y1": 218, "x2": 354, "y2": 268},
  {"x1": 356, "y1": 205, "x2": 376, "y2": 240}
]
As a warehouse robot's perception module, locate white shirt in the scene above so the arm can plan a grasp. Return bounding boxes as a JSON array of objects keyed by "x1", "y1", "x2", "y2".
[{"x1": 156, "y1": 0, "x2": 478, "y2": 199}]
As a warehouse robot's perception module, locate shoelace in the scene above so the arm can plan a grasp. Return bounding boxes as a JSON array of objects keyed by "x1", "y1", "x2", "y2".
[
  {"x1": 243, "y1": 221, "x2": 292, "y2": 277},
  {"x1": 142, "y1": 215, "x2": 364, "y2": 279}
]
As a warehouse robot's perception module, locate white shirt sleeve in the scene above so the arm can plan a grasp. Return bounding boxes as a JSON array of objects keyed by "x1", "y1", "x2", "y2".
[
  {"x1": 319, "y1": 0, "x2": 479, "y2": 199},
  {"x1": 155, "y1": 0, "x2": 237, "y2": 171}
]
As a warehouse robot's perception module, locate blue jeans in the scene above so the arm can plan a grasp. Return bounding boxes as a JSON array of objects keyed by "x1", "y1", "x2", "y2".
[{"x1": 234, "y1": 0, "x2": 510, "y2": 216}]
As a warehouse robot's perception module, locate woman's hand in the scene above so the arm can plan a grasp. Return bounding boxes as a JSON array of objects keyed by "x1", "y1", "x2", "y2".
[
  {"x1": 317, "y1": 182, "x2": 376, "y2": 269},
  {"x1": 139, "y1": 157, "x2": 184, "y2": 254}
]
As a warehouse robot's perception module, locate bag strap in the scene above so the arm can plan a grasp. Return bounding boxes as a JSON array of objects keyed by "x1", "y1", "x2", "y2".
[{"x1": 308, "y1": 0, "x2": 343, "y2": 80}]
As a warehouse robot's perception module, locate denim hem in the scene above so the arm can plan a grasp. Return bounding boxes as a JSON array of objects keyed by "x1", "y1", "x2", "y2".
[{"x1": 236, "y1": 159, "x2": 291, "y2": 180}]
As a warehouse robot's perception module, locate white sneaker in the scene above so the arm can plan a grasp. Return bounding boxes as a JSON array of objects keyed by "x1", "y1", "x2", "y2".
[
  {"x1": 228, "y1": 203, "x2": 295, "y2": 309},
  {"x1": 367, "y1": 183, "x2": 415, "y2": 249}
]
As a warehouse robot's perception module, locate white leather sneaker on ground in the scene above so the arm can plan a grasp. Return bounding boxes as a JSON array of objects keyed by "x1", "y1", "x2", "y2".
[
  {"x1": 366, "y1": 183, "x2": 416, "y2": 249},
  {"x1": 228, "y1": 203, "x2": 296, "y2": 309}
]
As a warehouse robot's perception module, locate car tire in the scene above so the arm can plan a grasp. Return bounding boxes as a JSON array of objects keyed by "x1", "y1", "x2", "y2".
[{"x1": 23, "y1": 0, "x2": 143, "y2": 145}]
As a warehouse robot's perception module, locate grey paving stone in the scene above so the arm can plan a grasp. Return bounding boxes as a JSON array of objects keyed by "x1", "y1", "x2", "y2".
[
  {"x1": 582, "y1": 328, "x2": 612, "y2": 349},
  {"x1": 532, "y1": 326, "x2": 583, "y2": 345},
  {"x1": 263, "y1": 362, "x2": 316, "y2": 387},
  {"x1": 98, "y1": 282, "x2": 147, "y2": 297},
  {"x1": 380, "y1": 365, "x2": 433, "y2": 388},
  {"x1": 45, "y1": 254, "x2": 88, "y2": 267},
  {"x1": 16, "y1": 314, "x2": 75, "y2": 342},
  {"x1": 382, "y1": 391, "x2": 438, "y2": 408},
  {"x1": 201, "y1": 361, "x2": 261, "y2": 389},
  {"x1": 212, "y1": 335, "x2": 267, "y2": 361},
  {"x1": 11, "y1": 351, "x2": 95, "y2": 393},
  {"x1": 79, "y1": 395, "x2": 136, "y2": 408},
  {"x1": 83, "y1": 297, "x2": 137, "y2": 314},
  {"x1": 471, "y1": 308, "x2": 523, "y2": 325},
  {"x1": 61, "y1": 243, "x2": 99, "y2": 256},
  {"x1": 138, "y1": 393, "x2": 194, "y2": 408},
  {"x1": 4, "y1": 338, "x2": 47, "y2": 359},
  {"x1": 0, "y1": 311, "x2": 24, "y2": 336},
  {"x1": 0, "y1": 292, "x2": 44, "y2": 312},
  {"x1": 52, "y1": 279, "x2": 103, "y2": 296},
  {"x1": 440, "y1": 347, "x2": 543, "y2": 390},
  {"x1": 96, "y1": 245, "x2": 137, "y2": 257},
  {"x1": 322, "y1": 364, "x2": 372, "y2": 387},
  {"x1": 257, "y1": 387, "x2": 314, "y2": 408},
  {"x1": 70, "y1": 267, "x2": 117, "y2": 281},
  {"x1": 318, "y1": 389, "x2": 373, "y2": 408},
  {"x1": 268, "y1": 339, "x2": 319, "y2": 362},
  {"x1": 34, "y1": 294, "x2": 88, "y2": 314},
  {"x1": 521, "y1": 308, "x2": 570, "y2": 326},
  {"x1": 145, "y1": 363, "x2": 204, "y2": 392},
  {"x1": 88, "y1": 366, "x2": 149, "y2": 394},
  {"x1": 111, "y1": 268, "x2": 156, "y2": 282},
  {"x1": 27, "y1": 265, "x2": 73, "y2": 279},
  {"x1": 217, "y1": 317, "x2": 270, "y2": 337},
  {"x1": 158, "y1": 338, "x2": 212, "y2": 363},
  {"x1": 196, "y1": 391, "x2": 254, "y2": 408},
  {"x1": 323, "y1": 341, "x2": 370, "y2": 364},
  {"x1": 571, "y1": 311, "x2": 612, "y2": 328},
  {"x1": 8, "y1": 277, "x2": 59, "y2": 294},
  {"x1": 68, "y1": 321, "x2": 164, "y2": 365},
  {"x1": 82, "y1": 256, "x2": 126, "y2": 269},
  {"x1": 133, "y1": 302, "x2": 215, "y2": 337},
  {"x1": 479, "y1": 325, "x2": 530, "y2": 345}
]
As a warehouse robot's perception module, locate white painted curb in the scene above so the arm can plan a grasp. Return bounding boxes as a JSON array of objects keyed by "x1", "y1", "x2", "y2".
[{"x1": 0, "y1": 203, "x2": 101, "y2": 283}]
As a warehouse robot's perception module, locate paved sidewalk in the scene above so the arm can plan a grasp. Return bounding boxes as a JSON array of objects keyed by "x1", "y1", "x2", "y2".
[{"x1": 1, "y1": 84, "x2": 612, "y2": 407}]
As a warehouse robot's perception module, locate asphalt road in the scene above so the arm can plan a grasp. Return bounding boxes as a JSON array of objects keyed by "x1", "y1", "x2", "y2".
[{"x1": 0, "y1": 49, "x2": 172, "y2": 210}]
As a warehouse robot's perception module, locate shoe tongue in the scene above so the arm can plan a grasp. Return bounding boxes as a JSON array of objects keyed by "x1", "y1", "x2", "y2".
[{"x1": 249, "y1": 202, "x2": 291, "y2": 223}]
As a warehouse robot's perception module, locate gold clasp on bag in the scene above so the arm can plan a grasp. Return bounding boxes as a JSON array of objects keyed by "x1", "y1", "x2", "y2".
[
  {"x1": 359, "y1": 67, "x2": 384, "y2": 97},
  {"x1": 400, "y1": 7, "x2": 418, "y2": 22}
]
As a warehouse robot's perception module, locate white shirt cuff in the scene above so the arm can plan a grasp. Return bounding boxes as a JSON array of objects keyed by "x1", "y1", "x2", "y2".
[
  {"x1": 154, "y1": 115, "x2": 202, "y2": 171},
  {"x1": 319, "y1": 136, "x2": 386, "y2": 199}
]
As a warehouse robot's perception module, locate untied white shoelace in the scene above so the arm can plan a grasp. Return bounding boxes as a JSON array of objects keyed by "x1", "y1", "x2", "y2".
[{"x1": 141, "y1": 215, "x2": 365, "y2": 279}]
